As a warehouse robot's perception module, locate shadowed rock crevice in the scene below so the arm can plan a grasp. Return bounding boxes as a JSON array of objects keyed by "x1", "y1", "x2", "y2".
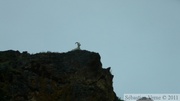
[{"x1": 0, "y1": 50, "x2": 119, "y2": 101}]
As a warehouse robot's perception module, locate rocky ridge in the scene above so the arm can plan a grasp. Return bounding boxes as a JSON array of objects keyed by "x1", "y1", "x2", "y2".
[{"x1": 0, "y1": 50, "x2": 120, "y2": 101}]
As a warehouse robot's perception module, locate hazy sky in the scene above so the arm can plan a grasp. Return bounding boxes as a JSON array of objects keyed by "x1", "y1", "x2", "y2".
[{"x1": 0, "y1": 0, "x2": 180, "y2": 99}]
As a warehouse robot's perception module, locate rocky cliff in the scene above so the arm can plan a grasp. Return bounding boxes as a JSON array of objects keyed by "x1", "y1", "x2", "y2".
[{"x1": 0, "y1": 50, "x2": 120, "y2": 101}]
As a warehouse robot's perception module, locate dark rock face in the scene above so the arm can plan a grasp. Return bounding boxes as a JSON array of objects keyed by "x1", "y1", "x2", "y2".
[
  {"x1": 137, "y1": 97, "x2": 153, "y2": 101},
  {"x1": 0, "y1": 50, "x2": 118, "y2": 101}
]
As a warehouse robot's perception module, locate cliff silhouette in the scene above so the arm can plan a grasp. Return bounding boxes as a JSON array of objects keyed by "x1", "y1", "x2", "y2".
[{"x1": 0, "y1": 50, "x2": 122, "y2": 101}]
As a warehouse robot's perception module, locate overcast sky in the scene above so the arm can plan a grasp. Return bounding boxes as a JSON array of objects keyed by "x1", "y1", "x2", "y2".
[{"x1": 0, "y1": 0, "x2": 180, "y2": 99}]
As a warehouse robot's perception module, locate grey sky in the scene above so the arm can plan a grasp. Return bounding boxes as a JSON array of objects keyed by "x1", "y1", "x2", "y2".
[{"x1": 0, "y1": 0, "x2": 180, "y2": 99}]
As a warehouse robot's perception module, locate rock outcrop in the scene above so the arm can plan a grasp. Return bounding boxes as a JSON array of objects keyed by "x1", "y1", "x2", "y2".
[
  {"x1": 0, "y1": 50, "x2": 119, "y2": 101},
  {"x1": 137, "y1": 97, "x2": 153, "y2": 101}
]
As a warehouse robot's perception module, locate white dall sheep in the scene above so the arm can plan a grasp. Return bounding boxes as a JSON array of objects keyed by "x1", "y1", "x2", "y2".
[{"x1": 71, "y1": 42, "x2": 81, "y2": 51}]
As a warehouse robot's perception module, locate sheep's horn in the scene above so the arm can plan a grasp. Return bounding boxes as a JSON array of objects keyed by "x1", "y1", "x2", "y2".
[{"x1": 75, "y1": 42, "x2": 81, "y2": 46}]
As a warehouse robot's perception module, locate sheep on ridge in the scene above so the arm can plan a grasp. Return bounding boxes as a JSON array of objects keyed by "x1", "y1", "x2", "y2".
[{"x1": 71, "y1": 42, "x2": 81, "y2": 51}]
